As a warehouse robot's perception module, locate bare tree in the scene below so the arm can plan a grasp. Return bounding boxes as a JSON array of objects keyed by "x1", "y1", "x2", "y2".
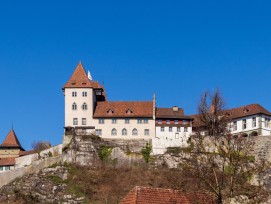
[
  {"x1": 31, "y1": 140, "x2": 51, "y2": 151},
  {"x1": 183, "y1": 90, "x2": 269, "y2": 204}
]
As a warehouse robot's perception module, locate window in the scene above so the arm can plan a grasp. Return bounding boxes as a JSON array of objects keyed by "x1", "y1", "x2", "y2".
[
  {"x1": 158, "y1": 120, "x2": 162, "y2": 124},
  {"x1": 144, "y1": 129, "x2": 150, "y2": 135},
  {"x1": 177, "y1": 127, "x2": 180, "y2": 132},
  {"x1": 82, "y1": 103, "x2": 88, "y2": 110},
  {"x1": 73, "y1": 118, "x2": 78, "y2": 125},
  {"x1": 126, "y1": 109, "x2": 133, "y2": 114},
  {"x1": 132, "y1": 128, "x2": 138, "y2": 135},
  {"x1": 96, "y1": 129, "x2": 102, "y2": 136},
  {"x1": 111, "y1": 128, "x2": 117, "y2": 136},
  {"x1": 5, "y1": 166, "x2": 10, "y2": 170},
  {"x1": 175, "y1": 133, "x2": 179, "y2": 139},
  {"x1": 0, "y1": 167, "x2": 3, "y2": 171},
  {"x1": 72, "y1": 103, "x2": 77, "y2": 110},
  {"x1": 183, "y1": 120, "x2": 187, "y2": 124},
  {"x1": 112, "y1": 119, "x2": 117, "y2": 124},
  {"x1": 82, "y1": 118, "x2": 86, "y2": 125},
  {"x1": 169, "y1": 127, "x2": 173, "y2": 132},
  {"x1": 125, "y1": 119, "x2": 130, "y2": 124},
  {"x1": 233, "y1": 121, "x2": 237, "y2": 131},
  {"x1": 161, "y1": 127, "x2": 164, "y2": 132},
  {"x1": 242, "y1": 119, "x2": 246, "y2": 129},
  {"x1": 99, "y1": 118, "x2": 104, "y2": 124},
  {"x1": 166, "y1": 120, "x2": 170, "y2": 124},
  {"x1": 122, "y1": 128, "x2": 127, "y2": 136},
  {"x1": 143, "y1": 119, "x2": 148, "y2": 124},
  {"x1": 184, "y1": 127, "x2": 188, "y2": 132},
  {"x1": 174, "y1": 120, "x2": 178, "y2": 124},
  {"x1": 265, "y1": 118, "x2": 270, "y2": 128},
  {"x1": 137, "y1": 119, "x2": 142, "y2": 124},
  {"x1": 72, "y1": 91, "x2": 77, "y2": 97},
  {"x1": 252, "y1": 117, "x2": 256, "y2": 128},
  {"x1": 82, "y1": 91, "x2": 87, "y2": 97}
]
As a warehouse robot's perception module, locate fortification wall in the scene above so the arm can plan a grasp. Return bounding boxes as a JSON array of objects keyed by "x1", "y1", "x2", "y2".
[{"x1": 0, "y1": 156, "x2": 61, "y2": 188}]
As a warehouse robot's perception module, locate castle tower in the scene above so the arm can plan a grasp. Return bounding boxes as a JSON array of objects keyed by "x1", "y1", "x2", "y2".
[{"x1": 62, "y1": 62, "x2": 104, "y2": 134}]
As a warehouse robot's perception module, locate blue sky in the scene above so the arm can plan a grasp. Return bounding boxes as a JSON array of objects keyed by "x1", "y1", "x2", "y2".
[{"x1": 0, "y1": 0, "x2": 270, "y2": 150}]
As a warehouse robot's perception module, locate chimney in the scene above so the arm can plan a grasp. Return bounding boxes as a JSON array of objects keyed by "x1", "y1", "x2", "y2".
[
  {"x1": 173, "y1": 106, "x2": 178, "y2": 112},
  {"x1": 153, "y1": 94, "x2": 156, "y2": 119}
]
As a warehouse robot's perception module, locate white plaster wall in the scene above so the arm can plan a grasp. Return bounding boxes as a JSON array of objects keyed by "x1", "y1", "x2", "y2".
[
  {"x1": 153, "y1": 126, "x2": 192, "y2": 155},
  {"x1": 230, "y1": 115, "x2": 271, "y2": 136},
  {"x1": 64, "y1": 88, "x2": 96, "y2": 127},
  {"x1": 93, "y1": 118, "x2": 155, "y2": 139}
]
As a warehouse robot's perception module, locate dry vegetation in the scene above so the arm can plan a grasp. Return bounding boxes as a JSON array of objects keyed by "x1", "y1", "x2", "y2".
[{"x1": 63, "y1": 164, "x2": 205, "y2": 204}]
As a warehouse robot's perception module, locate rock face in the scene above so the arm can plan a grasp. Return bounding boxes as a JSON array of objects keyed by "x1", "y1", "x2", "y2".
[
  {"x1": 62, "y1": 134, "x2": 146, "y2": 167},
  {"x1": 0, "y1": 166, "x2": 85, "y2": 204}
]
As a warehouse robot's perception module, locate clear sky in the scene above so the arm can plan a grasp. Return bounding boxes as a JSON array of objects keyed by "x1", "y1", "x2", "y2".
[{"x1": 0, "y1": 0, "x2": 270, "y2": 150}]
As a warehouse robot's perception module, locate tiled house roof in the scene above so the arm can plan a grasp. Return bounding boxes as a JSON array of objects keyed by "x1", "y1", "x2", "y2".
[
  {"x1": 191, "y1": 104, "x2": 271, "y2": 128},
  {"x1": 63, "y1": 62, "x2": 102, "y2": 89},
  {"x1": 94, "y1": 101, "x2": 153, "y2": 118},
  {"x1": 156, "y1": 108, "x2": 192, "y2": 119},
  {"x1": 19, "y1": 150, "x2": 37, "y2": 156},
  {"x1": 0, "y1": 129, "x2": 24, "y2": 150},
  {"x1": 0, "y1": 157, "x2": 16, "y2": 166},
  {"x1": 120, "y1": 186, "x2": 215, "y2": 204}
]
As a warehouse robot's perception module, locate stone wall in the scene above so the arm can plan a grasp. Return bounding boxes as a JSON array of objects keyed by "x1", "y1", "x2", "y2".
[
  {"x1": 0, "y1": 156, "x2": 61, "y2": 188},
  {"x1": 15, "y1": 153, "x2": 39, "y2": 169},
  {"x1": 15, "y1": 144, "x2": 63, "y2": 169}
]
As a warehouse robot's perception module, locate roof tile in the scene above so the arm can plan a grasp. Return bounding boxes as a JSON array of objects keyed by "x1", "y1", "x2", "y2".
[
  {"x1": 0, "y1": 129, "x2": 23, "y2": 149},
  {"x1": 94, "y1": 101, "x2": 153, "y2": 118},
  {"x1": 63, "y1": 63, "x2": 102, "y2": 89},
  {"x1": 120, "y1": 186, "x2": 215, "y2": 204}
]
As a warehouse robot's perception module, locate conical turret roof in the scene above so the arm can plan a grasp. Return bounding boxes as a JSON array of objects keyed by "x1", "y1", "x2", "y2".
[
  {"x1": 0, "y1": 129, "x2": 24, "y2": 150},
  {"x1": 63, "y1": 62, "x2": 102, "y2": 89}
]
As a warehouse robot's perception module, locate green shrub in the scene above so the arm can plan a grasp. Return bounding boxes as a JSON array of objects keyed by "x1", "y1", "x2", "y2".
[{"x1": 141, "y1": 143, "x2": 152, "y2": 164}]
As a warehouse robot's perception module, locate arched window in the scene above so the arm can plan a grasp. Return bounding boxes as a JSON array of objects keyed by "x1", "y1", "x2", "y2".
[
  {"x1": 72, "y1": 103, "x2": 77, "y2": 110},
  {"x1": 122, "y1": 128, "x2": 127, "y2": 136},
  {"x1": 111, "y1": 128, "x2": 117, "y2": 136},
  {"x1": 82, "y1": 103, "x2": 88, "y2": 110},
  {"x1": 132, "y1": 128, "x2": 138, "y2": 136}
]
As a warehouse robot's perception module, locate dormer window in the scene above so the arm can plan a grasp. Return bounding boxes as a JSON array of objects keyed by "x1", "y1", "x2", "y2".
[
  {"x1": 71, "y1": 82, "x2": 76, "y2": 85},
  {"x1": 225, "y1": 112, "x2": 231, "y2": 117},
  {"x1": 107, "y1": 109, "x2": 114, "y2": 115},
  {"x1": 82, "y1": 82, "x2": 87, "y2": 85},
  {"x1": 243, "y1": 108, "x2": 249, "y2": 113},
  {"x1": 126, "y1": 109, "x2": 133, "y2": 114}
]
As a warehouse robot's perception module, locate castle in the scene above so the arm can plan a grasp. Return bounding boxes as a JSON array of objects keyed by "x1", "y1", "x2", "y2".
[
  {"x1": 62, "y1": 63, "x2": 193, "y2": 154},
  {"x1": 63, "y1": 63, "x2": 271, "y2": 154}
]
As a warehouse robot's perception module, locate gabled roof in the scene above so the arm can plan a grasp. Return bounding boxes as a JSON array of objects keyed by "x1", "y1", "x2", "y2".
[
  {"x1": 94, "y1": 101, "x2": 153, "y2": 118},
  {"x1": 156, "y1": 108, "x2": 192, "y2": 119},
  {"x1": 120, "y1": 186, "x2": 215, "y2": 204},
  {"x1": 190, "y1": 103, "x2": 271, "y2": 128},
  {"x1": 0, "y1": 129, "x2": 24, "y2": 150},
  {"x1": 0, "y1": 157, "x2": 16, "y2": 167},
  {"x1": 63, "y1": 62, "x2": 102, "y2": 89}
]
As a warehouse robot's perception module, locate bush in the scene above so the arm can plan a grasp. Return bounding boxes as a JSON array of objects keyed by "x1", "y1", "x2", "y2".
[{"x1": 141, "y1": 143, "x2": 152, "y2": 164}]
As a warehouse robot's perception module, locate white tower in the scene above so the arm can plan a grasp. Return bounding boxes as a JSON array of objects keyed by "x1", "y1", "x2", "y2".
[{"x1": 62, "y1": 62, "x2": 104, "y2": 134}]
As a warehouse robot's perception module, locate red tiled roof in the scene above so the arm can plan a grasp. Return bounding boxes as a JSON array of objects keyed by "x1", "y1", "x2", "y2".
[
  {"x1": 120, "y1": 186, "x2": 215, "y2": 204},
  {"x1": 156, "y1": 108, "x2": 191, "y2": 119},
  {"x1": 19, "y1": 150, "x2": 37, "y2": 156},
  {"x1": 63, "y1": 62, "x2": 102, "y2": 89},
  {"x1": 94, "y1": 101, "x2": 153, "y2": 118},
  {"x1": 0, "y1": 129, "x2": 24, "y2": 150},
  {"x1": 190, "y1": 104, "x2": 271, "y2": 127},
  {"x1": 0, "y1": 157, "x2": 16, "y2": 166}
]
